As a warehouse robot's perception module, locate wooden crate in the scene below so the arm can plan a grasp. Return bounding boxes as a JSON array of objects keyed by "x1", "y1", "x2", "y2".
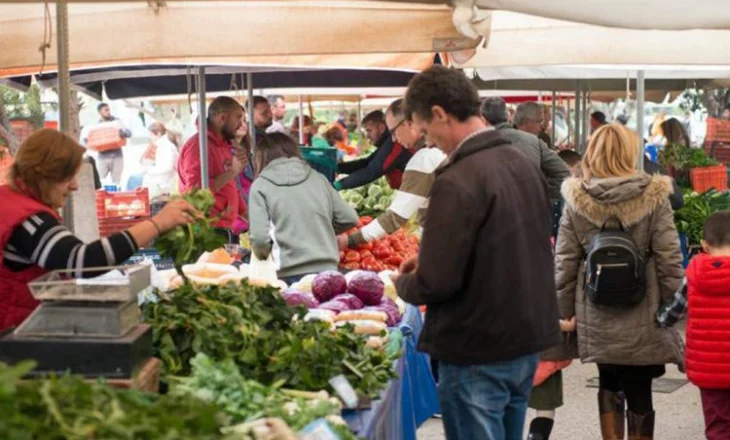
[{"x1": 102, "y1": 357, "x2": 161, "y2": 392}]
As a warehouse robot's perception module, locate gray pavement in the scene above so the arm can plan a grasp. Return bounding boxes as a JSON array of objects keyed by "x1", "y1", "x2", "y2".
[{"x1": 417, "y1": 360, "x2": 705, "y2": 439}]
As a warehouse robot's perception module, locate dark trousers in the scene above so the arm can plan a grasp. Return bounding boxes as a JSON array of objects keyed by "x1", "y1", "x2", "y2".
[
  {"x1": 598, "y1": 364, "x2": 663, "y2": 414},
  {"x1": 701, "y1": 388, "x2": 730, "y2": 440}
]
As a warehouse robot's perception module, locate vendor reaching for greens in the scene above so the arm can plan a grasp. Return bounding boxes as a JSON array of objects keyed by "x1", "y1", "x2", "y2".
[
  {"x1": 249, "y1": 133, "x2": 359, "y2": 284},
  {"x1": 0, "y1": 129, "x2": 197, "y2": 332},
  {"x1": 337, "y1": 99, "x2": 446, "y2": 250}
]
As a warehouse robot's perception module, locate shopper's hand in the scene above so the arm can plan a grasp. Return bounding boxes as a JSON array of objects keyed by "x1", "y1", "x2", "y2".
[
  {"x1": 265, "y1": 418, "x2": 298, "y2": 440},
  {"x1": 559, "y1": 316, "x2": 576, "y2": 332},
  {"x1": 399, "y1": 256, "x2": 419, "y2": 275},
  {"x1": 232, "y1": 153, "x2": 246, "y2": 174},
  {"x1": 337, "y1": 234, "x2": 349, "y2": 252},
  {"x1": 152, "y1": 199, "x2": 198, "y2": 232}
]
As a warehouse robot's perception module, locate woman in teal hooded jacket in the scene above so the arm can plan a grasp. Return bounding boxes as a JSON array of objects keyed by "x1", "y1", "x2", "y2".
[{"x1": 248, "y1": 133, "x2": 359, "y2": 284}]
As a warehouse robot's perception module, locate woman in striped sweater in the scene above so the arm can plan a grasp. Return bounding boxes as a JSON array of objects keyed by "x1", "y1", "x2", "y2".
[{"x1": 0, "y1": 129, "x2": 197, "y2": 332}]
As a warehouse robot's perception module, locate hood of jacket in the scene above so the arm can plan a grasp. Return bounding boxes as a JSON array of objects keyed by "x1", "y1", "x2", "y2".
[
  {"x1": 438, "y1": 129, "x2": 511, "y2": 174},
  {"x1": 561, "y1": 173, "x2": 673, "y2": 228},
  {"x1": 688, "y1": 253, "x2": 730, "y2": 296},
  {"x1": 259, "y1": 157, "x2": 311, "y2": 186}
]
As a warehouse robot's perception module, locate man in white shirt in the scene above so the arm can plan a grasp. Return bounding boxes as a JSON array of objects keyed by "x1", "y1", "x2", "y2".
[{"x1": 266, "y1": 95, "x2": 289, "y2": 135}]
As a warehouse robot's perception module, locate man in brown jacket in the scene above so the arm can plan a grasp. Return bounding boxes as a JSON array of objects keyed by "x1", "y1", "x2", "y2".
[{"x1": 395, "y1": 66, "x2": 561, "y2": 440}]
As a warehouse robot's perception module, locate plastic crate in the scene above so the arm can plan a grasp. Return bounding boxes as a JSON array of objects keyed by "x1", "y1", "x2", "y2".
[
  {"x1": 690, "y1": 165, "x2": 728, "y2": 193},
  {"x1": 86, "y1": 122, "x2": 127, "y2": 152},
  {"x1": 706, "y1": 118, "x2": 730, "y2": 143},
  {"x1": 301, "y1": 146, "x2": 337, "y2": 183},
  {"x1": 98, "y1": 217, "x2": 148, "y2": 238},
  {"x1": 96, "y1": 188, "x2": 150, "y2": 219}
]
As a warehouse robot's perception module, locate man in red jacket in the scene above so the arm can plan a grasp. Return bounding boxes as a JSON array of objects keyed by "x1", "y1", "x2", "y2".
[
  {"x1": 658, "y1": 211, "x2": 730, "y2": 440},
  {"x1": 178, "y1": 97, "x2": 247, "y2": 242}
]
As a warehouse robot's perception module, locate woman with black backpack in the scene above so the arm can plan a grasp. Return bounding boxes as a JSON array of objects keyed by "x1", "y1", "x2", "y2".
[{"x1": 555, "y1": 124, "x2": 684, "y2": 440}]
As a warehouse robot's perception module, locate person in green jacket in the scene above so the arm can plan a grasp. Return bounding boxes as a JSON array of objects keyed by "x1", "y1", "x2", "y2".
[{"x1": 248, "y1": 133, "x2": 359, "y2": 284}]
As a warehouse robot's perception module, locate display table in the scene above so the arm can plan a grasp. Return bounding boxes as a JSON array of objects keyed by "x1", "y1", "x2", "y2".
[{"x1": 343, "y1": 305, "x2": 440, "y2": 440}]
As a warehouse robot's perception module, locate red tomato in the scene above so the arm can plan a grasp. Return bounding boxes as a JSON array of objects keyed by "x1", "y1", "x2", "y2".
[
  {"x1": 360, "y1": 216, "x2": 374, "y2": 226},
  {"x1": 392, "y1": 241, "x2": 404, "y2": 252},
  {"x1": 359, "y1": 250, "x2": 374, "y2": 261},
  {"x1": 386, "y1": 255, "x2": 403, "y2": 267},
  {"x1": 372, "y1": 245, "x2": 391, "y2": 259},
  {"x1": 357, "y1": 242, "x2": 374, "y2": 251},
  {"x1": 343, "y1": 262, "x2": 361, "y2": 271},
  {"x1": 345, "y1": 250, "x2": 361, "y2": 263}
]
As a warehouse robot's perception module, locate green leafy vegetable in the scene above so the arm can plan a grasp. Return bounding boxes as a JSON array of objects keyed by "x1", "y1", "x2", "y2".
[
  {"x1": 675, "y1": 189, "x2": 730, "y2": 245},
  {"x1": 155, "y1": 189, "x2": 227, "y2": 274}
]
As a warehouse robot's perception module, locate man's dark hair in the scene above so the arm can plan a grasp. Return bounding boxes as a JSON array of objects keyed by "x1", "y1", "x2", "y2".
[
  {"x1": 558, "y1": 150, "x2": 582, "y2": 167},
  {"x1": 387, "y1": 99, "x2": 405, "y2": 120},
  {"x1": 481, "y1": 97, "x2": 508, "y2": 125},
  {"x1": 404, "y1": 66, "x2": 480, "y2": 123},
  {"x1": 208, "y1": 96, "x2": 242, "y2": 119},
  {"x1": 251, "y1": 95, "x2": 269, "y2": 108},
  {"x1": 362, "y1": 110, "x2": 386, "y2": 126},
  {"x1": 97, "y1": 103, "x2": 109, "y2": 112},
  {"x1": 704, "y1": 211, "x2": 730, "y2": 247},
  {"x1": 591, "y1": 111, "x2": 607, "y2": 125}
]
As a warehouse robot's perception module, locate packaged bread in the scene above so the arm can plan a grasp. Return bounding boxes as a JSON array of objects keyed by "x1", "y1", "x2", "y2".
[
  {"x1": 304, "y1": 309, "x2": 337, "y2": 323},
  {"x1": 335, "y1": 320, "x2": 388, "y2": 335},
  {"x1": 334, "y1": 310, "x2": 388, "y2": 323}
]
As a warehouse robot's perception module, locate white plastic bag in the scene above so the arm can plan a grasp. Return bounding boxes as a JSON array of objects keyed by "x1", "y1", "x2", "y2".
[{"x1": 248, "y1": 253, "x2": 279, "y2": 286}]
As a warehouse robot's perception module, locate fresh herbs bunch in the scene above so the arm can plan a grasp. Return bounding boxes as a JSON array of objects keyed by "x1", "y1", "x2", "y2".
[
  {"x1": 0, "y1": 361, "x2": 234, "y2": 440},
  {"x1": 675, "y1": 189, "x2": 730, "y2": 245},
  {"x1": 172, "y1": 354, "x2": 358, "y2": 439},
  {"x1": 143, "y1": 282, "x2": 396, "y2": 398},
  {"x1": 155, "y1": 189, "x2": 227, "y2": 273}
]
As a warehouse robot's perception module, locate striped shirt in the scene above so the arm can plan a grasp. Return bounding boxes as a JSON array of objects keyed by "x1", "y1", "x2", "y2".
[
  {"x1": 656, "y1": 276, "x2": 688, "y2": 327},
  {"x1": 350, "y1": 146, "x2": 447, "y2": 245},
  {"x1": 3, "y1": 212, "x2": 138, "y2": 278}
]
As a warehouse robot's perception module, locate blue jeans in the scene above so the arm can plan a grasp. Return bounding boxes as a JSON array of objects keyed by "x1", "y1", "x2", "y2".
[{"x1": 438, "y1": 353, "x2": 539, "y2": 440}]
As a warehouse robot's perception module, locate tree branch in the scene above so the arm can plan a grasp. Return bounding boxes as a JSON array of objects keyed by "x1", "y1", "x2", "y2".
[{"x1": 0, "y1": 94, "x2": 20, "y2": 155}]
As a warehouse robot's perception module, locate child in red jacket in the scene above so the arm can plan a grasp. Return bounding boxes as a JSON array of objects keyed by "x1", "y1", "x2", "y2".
[{"x1": 657, "y1": 211, "x2": 730, "y2": 440}]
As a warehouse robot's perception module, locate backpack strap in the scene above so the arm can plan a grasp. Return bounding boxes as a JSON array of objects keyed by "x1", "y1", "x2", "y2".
[{"x1": 601, "y1": 216, "x2": 624, "y2": 232}]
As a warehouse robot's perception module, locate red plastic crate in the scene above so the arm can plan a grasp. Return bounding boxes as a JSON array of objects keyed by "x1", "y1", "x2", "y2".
[
  {"x1": 706, "y1": 118, "x2": 730, "y2": 143},
  {"x1": 690, "y1": 165, "x2": 728, "y2": 193},
  {"x1": 98, "y1": 216, "x2": 148, "y2": 238},
  {"x1": 86, "y1": 123, "x2": 127, "y2": 152},
  {"x1": 96, "y1": 188, "x2": 150, "y2": 219}
]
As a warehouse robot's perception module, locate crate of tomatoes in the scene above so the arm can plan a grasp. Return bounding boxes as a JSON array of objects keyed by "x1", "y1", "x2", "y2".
[{"x1": 339, "y1": 216, "x2": 420, "y2": 272}]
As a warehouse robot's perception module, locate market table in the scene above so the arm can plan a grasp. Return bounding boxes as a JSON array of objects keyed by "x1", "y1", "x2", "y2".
[{"x1": 343, "y1": 305, "x2": 440, "y2": 440}]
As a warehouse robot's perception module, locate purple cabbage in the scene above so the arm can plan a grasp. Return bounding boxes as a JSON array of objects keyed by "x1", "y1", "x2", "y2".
[
  {"x1": 282, "y1": 289, "x2": 320, "y2": 308},
  {"x1": 312, "y1": 271, "x2": 348, "y2": 302},
  {"x1": 318, "y1": 300, "x2": 350, "y2": 315},
  {"x1": 365, "y1": 297, "x2": 401, "y2": 326},
  {"x1": 348, "y1": 272, "x2": 385, "y2": 306},
  {"x1": 333, "y1": 294, "x2": 364, "y2": 310}
]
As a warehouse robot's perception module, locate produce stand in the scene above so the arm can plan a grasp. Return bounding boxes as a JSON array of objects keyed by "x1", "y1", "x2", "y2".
[{"x1": 343, "y1": 305, "x2": 440, "y2": 440}]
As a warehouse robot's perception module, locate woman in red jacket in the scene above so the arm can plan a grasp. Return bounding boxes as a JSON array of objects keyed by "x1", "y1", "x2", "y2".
[{"x1": 0, "y1": 129, "x2": 196, "y2": 332}]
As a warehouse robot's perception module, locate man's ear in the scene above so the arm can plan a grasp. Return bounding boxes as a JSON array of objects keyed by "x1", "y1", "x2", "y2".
[
  {"x1": 431, "y1": 105, "x2": 447, "y2": 122},
  {"x1": 701, "y1": 240, "x2": 711, "y2": 254}
]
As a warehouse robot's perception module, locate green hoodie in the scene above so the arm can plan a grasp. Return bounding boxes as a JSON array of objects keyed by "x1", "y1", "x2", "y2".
[{"x1": 249, "y1": 157, "x2": 359, "y2": 278}]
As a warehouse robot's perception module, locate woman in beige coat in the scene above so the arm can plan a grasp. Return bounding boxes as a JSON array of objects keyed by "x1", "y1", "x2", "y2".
[{"x1": 555, "y1": 125, "x2": 684, "y2": 440}]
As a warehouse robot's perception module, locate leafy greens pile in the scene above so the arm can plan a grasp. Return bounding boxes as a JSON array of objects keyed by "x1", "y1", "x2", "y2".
[
  {"x1": 0, "y1": 361, "x2": 235, "y2": 440},
  {"x1": 172, "y1": 353, "x2": 358, "y2": 439},
  {"x1": 155, "y1": 189, "x2": 227, "y2": 273},
  {"x1": 142, "y1": 281, "x2": 396, "y2": 398},
  {"x1": 675, "y1": 189, "x2": 730, "y2": 245}
]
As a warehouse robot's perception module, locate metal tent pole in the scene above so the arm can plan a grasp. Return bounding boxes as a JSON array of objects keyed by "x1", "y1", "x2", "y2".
[
  {"x1": 637, "y1": 70, "x2": 646, "y2": 171},
  {"x1": 197, "y1": 66, "x2": 209, "y2": 189},
  {"x1": 566, "y1": 94, "x2": 572, "y2": 146},
  {"x1": 582, "y1": 84, "x2": 589, "y2": 147},
  {"x1": 574, "y1": 80, "x2": 582, "y2": 152},
  {"x1": 56, "y1": 1, "x2": 71, "y2": 135},
  {"x1": 247, "y1": 73, "x2": 255, "y2": 154},
  {"x1": 298, "y1": 95, "x2": 304, "y2": 145},
  {"x1": 551, "y1": 91, "x2": 557, "y2": 148}
]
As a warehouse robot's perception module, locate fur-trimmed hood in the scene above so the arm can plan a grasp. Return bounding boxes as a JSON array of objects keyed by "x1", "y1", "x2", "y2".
[{"x1": 561, "y1": 173, "x2": 674, "y2": 228}]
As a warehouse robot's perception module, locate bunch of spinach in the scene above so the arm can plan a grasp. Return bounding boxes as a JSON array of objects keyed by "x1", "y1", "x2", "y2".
[
  {"x1": 155, "y1": 189, "x2": 227, "y2": 274},
  {"x1": 675, "y1": 189, "x2": 730, "y2": 245},
  {"x1": 142, "y1": 282, "x2": 396, "y2": 398},
  {"x1": 0, "y1": 361, "x2": 237, "y2": 440}
]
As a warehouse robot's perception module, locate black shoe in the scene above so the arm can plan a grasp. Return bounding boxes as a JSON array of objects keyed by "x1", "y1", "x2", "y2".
[{"x1": 527, "y1": 417, "x2": 554, "y2": 440}]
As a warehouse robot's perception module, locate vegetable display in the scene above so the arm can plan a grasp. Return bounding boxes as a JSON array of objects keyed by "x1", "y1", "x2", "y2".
[
  {"x1": 339, "y1": 226, "x2": 420, "y2": 272},
  {"x1": 0, "y1": 361, "x2": 234, "y2": 440},
  {"x1": 675, "y1": 189, "x2": 730, "y2": 245},
  {"x1": 172, "y1": 354, "x2": 357, "y2": 439},
  {"x1": 348, "y1": 272, "x2": 385, "y2": 306},
  {"x1": 155, "y1": 189, "x2": 227, "y2": 273},
  {"x1": 312, "y1": 271, "x2": 348, "y2": 302},
  {"x1": 142, "y1": 281, "x2": 396, "y2": 398},
  {"x1": 341, "y1": 178, "x2": 395, "y2": 217}
]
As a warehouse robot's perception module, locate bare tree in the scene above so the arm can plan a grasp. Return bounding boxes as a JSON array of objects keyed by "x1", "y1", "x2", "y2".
[{"x1": 0, "y1": 94, "x2": 20, "y2": 156}]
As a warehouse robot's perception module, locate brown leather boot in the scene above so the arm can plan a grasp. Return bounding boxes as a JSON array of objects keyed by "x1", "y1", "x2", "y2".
[
  {"x1": 627, "y1": 410, "x2": 655, "y2": 440},
  {"x1": 598, "y1": 389, "x2": 626, "y2": 440}
]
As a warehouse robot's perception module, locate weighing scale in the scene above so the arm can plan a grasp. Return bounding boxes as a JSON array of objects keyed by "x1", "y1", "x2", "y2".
[{"x1": 0, "y1": 265, "x2": 153, "y2": 378}]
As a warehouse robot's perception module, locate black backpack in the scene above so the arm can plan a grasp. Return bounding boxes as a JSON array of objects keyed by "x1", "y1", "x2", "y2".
[{"x1": 584, "y1": 218, "x2": 647, "y2": 307}]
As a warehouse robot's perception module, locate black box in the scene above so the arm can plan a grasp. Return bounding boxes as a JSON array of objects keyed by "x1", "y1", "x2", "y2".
[{"x1": 0, "y1": 324, "x2": 152, "y2": 378}]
